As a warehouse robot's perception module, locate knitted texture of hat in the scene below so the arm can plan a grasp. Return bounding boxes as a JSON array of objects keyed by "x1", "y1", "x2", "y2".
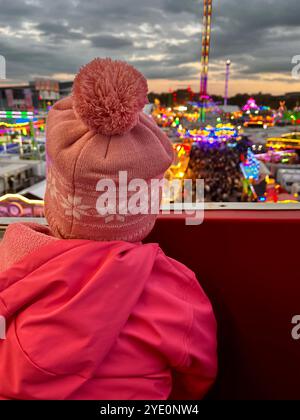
[{"x1": 72, "y1": 58, "x2": 148, "y2": 136}]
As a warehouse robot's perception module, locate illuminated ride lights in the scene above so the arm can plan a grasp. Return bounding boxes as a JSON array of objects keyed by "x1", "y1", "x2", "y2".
[
  {"x1": 267, "y1": 133, "x2": 300, "y2": 150},
  {"x1": 264, "y1": 177, "x2": 280, "y2": 203},
  {"x1": 177, "y1": 124, "x2": 241, "y2": 144},
  {"x1": 289, "y1": 112, "x2": 300, "y2": 125},
  {"x1": 167, "y1": 143, "x2": 192, "y2": 180},
  {"x1": 275, "y1": 111, "x2": 300, "y2": 126},
  {"x1": 255, "y1": 150, "x2": 298, "y2": 165},
  {"x1": 0, "y1": 194, "x2": 44, "y2": 218},
  {"x1": 0, "y1": 120, "x2": 45, "y2": 136},
  {"x1": 282, "y1": 132, "x2": 300, "y2": 140},
  {"x1": 242, "y1": 98, "x2": 260, "y2": 112},
  {"x1": 240, "y1": 149, "x2": 261, "y2": 182},
  {"x1": 0, "y1": 110, "x2": 34, "y2": 120},
  {"x1": 153, "y1": 107, "x2": 204, "y2": 128},
  {"x1": 152, "y1": 101, "x2": 226, "y2": 129},
  {"x1": 263, "y1": 176, "x2": 297, "y2": 204},
  {"x1": 240, "y1": 149, "x2": 266, "y2": 202},
  {"x1": 153, "y1": 105, "x2": 242, "y2": 145},
  {"x1": 239, "y1": 150, "x2": 297, "y2": 203},
  {"x1": 242, "y1": 98, "x2": 271, "y2": 113},
  {"x1": 154, "y1": 107, "x2": 241, "y2": 145},
  {"x1": 242, "y1": 99, "x2": 275, "y2": 128},
  {"x1": 244, "y1": 115, "x2": 275, "y2": 128}
]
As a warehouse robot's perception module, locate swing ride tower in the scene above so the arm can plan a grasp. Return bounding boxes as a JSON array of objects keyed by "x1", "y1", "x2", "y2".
[{"x1": 200, "y1": 0, "x2": 213, "y2": 122}]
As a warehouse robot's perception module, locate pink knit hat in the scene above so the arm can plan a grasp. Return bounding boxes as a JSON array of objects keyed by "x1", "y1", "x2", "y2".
[{"x1": 45, "y1": 58, "x2": 174, "y2": 242}]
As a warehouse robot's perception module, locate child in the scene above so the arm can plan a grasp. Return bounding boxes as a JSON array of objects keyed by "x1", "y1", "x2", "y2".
[{"x1": 0, "y1": 58, "x2": 217, "y2": 400}]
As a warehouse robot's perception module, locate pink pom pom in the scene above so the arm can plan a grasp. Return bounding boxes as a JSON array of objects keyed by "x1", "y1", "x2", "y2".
[{"x1": 72, "y1": 58, "x2": 148, "y2": 136}]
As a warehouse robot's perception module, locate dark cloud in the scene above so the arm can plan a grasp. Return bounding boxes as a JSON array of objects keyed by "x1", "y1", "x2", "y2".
[
  {"x1": 89, "y1": 35, "x2": 133, "y2": 49},
  {"x1": 131, "y1": 60, "x2": 197, "y2": 80},
  {"x1": 0, "y1": 0, "x2": 299, "y2": 92},
  {"x1": 163, "y1": 0, "x2": 201, "y2": 15},
  {"x1": 36, "y1": 22, "x2": 86, "y2": 42}
]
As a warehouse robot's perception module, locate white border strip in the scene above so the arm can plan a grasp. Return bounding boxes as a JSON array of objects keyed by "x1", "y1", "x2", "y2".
[
  {"x1": 163, "y1": 202, "x2": 300, "y2": 211},
  {"x1": 0, "y1": 202, "x2": 299, "y2": 229}
]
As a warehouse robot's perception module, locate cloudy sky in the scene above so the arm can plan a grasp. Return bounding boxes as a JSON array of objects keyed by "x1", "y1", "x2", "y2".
[{"x1": 0, "y1": 0, "x2": 300, "y2": 95}]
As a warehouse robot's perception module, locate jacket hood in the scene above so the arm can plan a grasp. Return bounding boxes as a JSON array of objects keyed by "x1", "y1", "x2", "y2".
[{"x1": 0, "y1": 223, "x2": 159, "y2": 379}]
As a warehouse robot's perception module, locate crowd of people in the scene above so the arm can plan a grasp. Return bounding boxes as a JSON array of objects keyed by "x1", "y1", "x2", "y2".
[{"x1": 187, "y1": 141, "x2": 248, "y2": 202}]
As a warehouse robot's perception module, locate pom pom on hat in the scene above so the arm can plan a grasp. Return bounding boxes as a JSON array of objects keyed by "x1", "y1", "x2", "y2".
[{"x1": 72, "y1": 58, "x2": 149, "y2": 136}]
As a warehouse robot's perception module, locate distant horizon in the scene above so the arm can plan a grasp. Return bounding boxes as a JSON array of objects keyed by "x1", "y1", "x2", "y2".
[{"x1": 0, "y1": 78, "x2": 299, "y2": 98}]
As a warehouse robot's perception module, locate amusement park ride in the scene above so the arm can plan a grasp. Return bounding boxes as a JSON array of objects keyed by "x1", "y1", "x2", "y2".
[
  {"x1": 199, "y1": 1, "x2": 231, "y2": 121},
  {"x1": 199, "y1": 0, "x2": 213, "y2": 122},
  {"x1": 224, "y1": 60, "x2": 231, "y2": 107}
]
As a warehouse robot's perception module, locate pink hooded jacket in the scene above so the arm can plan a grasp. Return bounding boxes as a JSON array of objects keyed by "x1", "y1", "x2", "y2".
[{"x1": 0, "y1": 223, "x2": 217, "y2": 400}]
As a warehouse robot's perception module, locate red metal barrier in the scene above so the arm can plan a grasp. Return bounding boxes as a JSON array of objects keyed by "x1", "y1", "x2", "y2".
[{"x1": 146, "y1": 211, "x2": 300, "y2": 400}]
